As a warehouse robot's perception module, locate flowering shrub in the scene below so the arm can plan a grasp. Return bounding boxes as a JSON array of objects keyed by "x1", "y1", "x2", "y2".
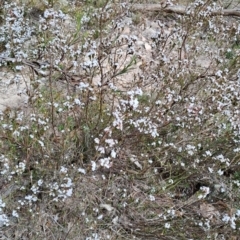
[{"x1": 0, "y1": 0, "x2": 240, "y2": 239}]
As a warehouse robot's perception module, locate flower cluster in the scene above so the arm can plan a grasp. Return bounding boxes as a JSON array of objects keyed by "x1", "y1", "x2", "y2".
[{"x1": 0, "y1": 0, "x2": 240, "y2": 238}]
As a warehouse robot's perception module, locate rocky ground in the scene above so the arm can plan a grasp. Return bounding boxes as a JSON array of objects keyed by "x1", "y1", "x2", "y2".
[{"x1": 0, "y1": 0, "x2": 219, "y2": 112}]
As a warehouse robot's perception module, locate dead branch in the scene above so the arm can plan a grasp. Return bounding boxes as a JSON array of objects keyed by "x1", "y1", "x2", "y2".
[{"x1": 132, "y1": 4, "x2": 240, "y2": 17}]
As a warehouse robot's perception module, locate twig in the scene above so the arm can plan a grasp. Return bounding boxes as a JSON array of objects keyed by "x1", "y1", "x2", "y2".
[{"x1": 132, "y1": 4, "x2": 240, "y2": 17}]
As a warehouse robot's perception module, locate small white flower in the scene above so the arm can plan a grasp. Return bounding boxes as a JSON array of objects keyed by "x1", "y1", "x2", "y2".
[
  {"x1": 208, "y1": 167, "x2": 213, "y2": 173},
  {"x1": 236, "y1": 209, "x2": 240, "y2": 217},
  {"x1": 215, "y1": 70, "x2": 222, "y2": 77},
  {"x1": 38, "y1": 140, "x2": 44, "y2": 147},
  {"x1": 78, "y1": 168, "x2": 86, "y2": 174},
  {"x1": 205, "y1": 150, "x2": 212, "y2": 156},
  {"x1": 74, "y1": 98, "x2": 81, "y2": 105},
  {"x1": 91, "y1": 161, "x2": 97, "y2": 171},
  {"x1": 222, "y1": 214, "x2": 230, "y2": 223},
  {"x1": 111, "y1": 150, "x2": 117, "y2": 158},
  {"x1": 168, "y1": 179, "x2": 173, "y2": 184},
  {"x1": 164, "y1": 222, "x2": 170, "y2": 229},
  {"x1": 31, "y1": 185, "x2": 39, "y2": 194},
  {"x1": 60, "y1": 166, "x2": 68, "y2": 174},
  {"x1": 99, "y1": 157, "x2": 112, "y2": 168},
  {"x1": 201, "y1": 186, "x2": 210, "y2": 196},
  {"x1": 105, "y1": 139, "x2": 117, "y2": 147},
  {"x1": 78, "y1": 82, "x2": 89, "y2": 89},
  {"x1": 38, "y1": 179, "x2": 43, "y2": 186},
  {"x1": 0, "y1": 214, "x2": 9, "y2": 226},
  {"x1": 230, "y1": 217, "x2": 236, "y2": 229},
  {"x1": 12, "y1": 210, "x2": 19, "y2": 218},
  {"x1": 25, "y1": 195, "x2": 38, "y2": 202},
  {"x1": 149, "y1": 195, "x2": 155, "y2": 201},
  {"x1": 129, "y1": 97, "x2": 139, "y2": 110},
  {"x1": 12, "y1": 130, "x2": 20, "y2": 137},
  {"x1": 96, "y1": 146, "x2": 105, "y2": 154},
  {"x1": 0, "y1": 199, "x2": 6, "y2": 210},
  {"x1": 65, "y1": 188, "x2": 73, "y2": 197},
  {"x1": 61, "y1": 178, "x2": 72, "y2": 188}
]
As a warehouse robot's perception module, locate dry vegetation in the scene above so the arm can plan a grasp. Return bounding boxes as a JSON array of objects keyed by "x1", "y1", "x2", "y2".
[{"x1": 1, "y1": 0, "x2": 240, "y2": 239}]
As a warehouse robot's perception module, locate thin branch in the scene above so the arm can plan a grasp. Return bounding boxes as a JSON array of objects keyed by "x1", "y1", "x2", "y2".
[{"x1": 132, "y1": 4, "x2": 240, "y2": 17}]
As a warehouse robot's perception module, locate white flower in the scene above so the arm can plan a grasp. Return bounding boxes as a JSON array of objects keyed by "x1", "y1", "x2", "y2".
[
  {"x1": 38, "y1": 140, "x2": 44, "y2": 147},
  {"x1": 31, "y1": 185, "x2": 39, "y2": 194},
  {"x1": 99, "y1": 157, "x2": 112, "y2": 168},
  {"x1": 111, "y1": 150, "x2": 117, "y2": 158},
  {"x1": 105, "y1": 138, "x2": 117, "y2": 147},
  {"x1": 129, "y1": 97, "x2": 139, "y2": 110},
  {"x1": 61, "y1": 178, "x2": 72, "y2": 188},
  {"x1": 78, "y1": 82, "x2": 89, "y2": 89},
  {"x1": 167, "y1": 209, "x2": 175, "y2": 217},
  {"x1": 164, "y1": 222, "x2": 170, "y2": 229},
  {"x1": 168, "y1": 179, "x2": 173, "y2": 184},
  {"x1": 60, "y1": 166, "x2": 68, "y2": 174},
  {"x1": 208, "y1": 167, "x2": 213, "y2": 173},
  {"x1": 0, "y1": 214, "x2": 9, "y2": 227},
  {"x1": 65, "y1": 188, "x2": 73, "y2": 197},
  {"x1": 149, "y1": 195, "x2": 155, "y2": 201},
  {"x1": 38, "y1": 179, "x2": 43, "y2": 186},
  {"x1": 96, "y1": 146, "x2": 105, "y2": 154},
  {"x1": 91, "y1": 161, "x2": 97, "y2": 171},
  {"x1": 230, "y1": 217, "x2": 236, "y2": 229},
  {"x1": 78, "y1": 168, "x2": 86, "y2": 174},
  {"x1": 234, "y1": 148, "x2": 240, "y2": 153},
  {"x1": 222, "y1": 214, "x2": 230, "y2": 222},
  {"x1": 0, "y1": 199, "x2": 6, "y2": 210},
  {"x1": 12, "y1": 130, "x2": 20, "y2": 137},
  {"x1": 25, "y1": 195, "x2": 38, "y2": 202},
  {"x1": 12, "y1": 210, "x2": 19, "y2": 218},
  {"x1": 16, "y1": 162, "x2": 26, "y2": 174},
  {"x1": 74, "y1": 98, "x2": 81, "y2": 105},
  {"x1": 217, "y1": 169, "x2": 224, "y2": 175},
  {"x1": 216, "y1": 70, "x2": 222, "y2": 77},
  {"x1": 198, "y1": 186, "x2": 210, "y2": 199},
  {"x1": 236, "y1": 209, "x2": 240, "y2": 217},
  {"x1": 205, "y1": 150, "x2": 212, "y2": 156}
]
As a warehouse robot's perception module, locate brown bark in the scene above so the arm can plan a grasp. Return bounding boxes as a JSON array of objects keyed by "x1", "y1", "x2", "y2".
[{"x1": 132, "y1": 4, "x2": 240, "y2": 17}]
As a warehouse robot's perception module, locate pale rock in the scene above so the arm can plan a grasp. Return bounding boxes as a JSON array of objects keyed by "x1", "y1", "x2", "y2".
[
  {"x1": 144, "y1": 42, "x2": 152, "y2": 51},
  {"x1": 122, "y1": 26, "x2": 131, "y2": 34},
  {"x1": 142, "y1": 27, "x2": 157, "y2": 38}
]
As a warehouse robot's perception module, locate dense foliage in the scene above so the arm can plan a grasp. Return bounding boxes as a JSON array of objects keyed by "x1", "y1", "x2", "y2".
[{"x1": 0, "y1": 0, "x2": 240, "y2": 239}]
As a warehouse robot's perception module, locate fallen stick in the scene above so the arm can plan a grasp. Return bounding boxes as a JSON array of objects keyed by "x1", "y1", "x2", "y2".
[{"x1": 132, "y1": 4, "x2": 240, "y2": 17}]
